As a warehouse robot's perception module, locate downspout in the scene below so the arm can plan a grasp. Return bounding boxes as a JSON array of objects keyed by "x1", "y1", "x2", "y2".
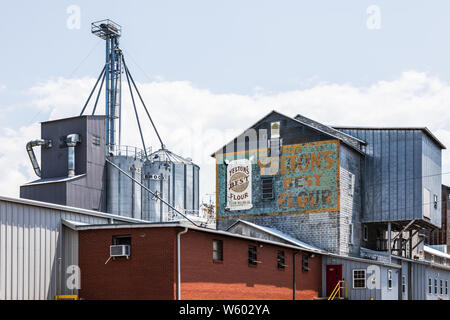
[
  {"x1": 293, "y1": 251, "x2": 300, "y2": 300},
  {"x1": 26, "y1": 139, "x2": 52, "y2": 177},
  {"x1": 177, "y1": 227, "x2": 188, "y2": 300}
]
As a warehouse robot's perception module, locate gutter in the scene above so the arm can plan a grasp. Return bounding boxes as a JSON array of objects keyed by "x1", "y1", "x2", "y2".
[{"x1": 177, "y1": 227, "x2": 188, "y2": 300}]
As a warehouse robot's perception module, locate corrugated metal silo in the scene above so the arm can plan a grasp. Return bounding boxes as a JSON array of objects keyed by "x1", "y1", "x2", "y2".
[
  {"x1": 142, "y1": 149, "x2": 199, "y2": 222},
  {"x1": 106, "y1": 146, "x2": 145, "y2": 219}
]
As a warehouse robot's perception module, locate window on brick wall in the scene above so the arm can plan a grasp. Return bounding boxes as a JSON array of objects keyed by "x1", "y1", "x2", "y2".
[
  {"x1": 302, "y1": 255, "x2": 309, "y2": 272},
  {"x1": 261, "y1": 177, "x2": 274, "y2": 200},
  {"x1": 277, "y1": 251, "x2": 285, "y2": 269},
  {"x1": 213, "y1": 240, "x2": 223, "y2": 261},
  {"x1": 248, "y1": 245, "x2": 259, "y2": 265},
  {"x1": 113, "y1": 235, "x2": 131, "y2": 246}
]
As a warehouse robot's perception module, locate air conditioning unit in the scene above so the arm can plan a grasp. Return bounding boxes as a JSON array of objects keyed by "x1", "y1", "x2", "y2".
[{"x1": 110, "y1": 245, "x2": 130, "y2": 258}]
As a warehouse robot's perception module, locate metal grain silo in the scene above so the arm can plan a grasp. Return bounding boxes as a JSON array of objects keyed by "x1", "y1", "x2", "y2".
[
  {"x1": 142, "y1": 149, "x2": 199, "y2": 222},
  {"x1": 106, "y1": 146, "x2": 145, "y2": 219}
]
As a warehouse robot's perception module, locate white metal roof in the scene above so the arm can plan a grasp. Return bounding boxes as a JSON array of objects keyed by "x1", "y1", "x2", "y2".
[
  {"x1": 227, "y1": 219, "x2": 326, "y2": 253},
  {"x1": 0, "y1": 195, "x2": 147, "y2": 224}
]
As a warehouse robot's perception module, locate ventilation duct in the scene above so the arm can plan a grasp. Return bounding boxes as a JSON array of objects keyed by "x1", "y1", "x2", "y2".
[
  {"x1": 26, "y1": 139, "x2": 52, "y2": 177},
  {"x1": 66, "y1": 134, "x2": 80, "y2": 177}
]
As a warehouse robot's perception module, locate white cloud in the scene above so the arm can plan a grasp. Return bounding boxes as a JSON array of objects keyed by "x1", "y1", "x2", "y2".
[{"x1": 1, "y1": 70, "x2": 450, "y2": 202}]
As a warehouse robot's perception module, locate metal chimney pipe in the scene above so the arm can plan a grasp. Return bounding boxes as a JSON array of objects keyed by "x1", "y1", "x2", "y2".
[
  {"x1": 26, "y1": 139, "x2": 52, "y2": 177},
  {"x1": 66, "y1": 134, "x2": 80, "y2": 177}
]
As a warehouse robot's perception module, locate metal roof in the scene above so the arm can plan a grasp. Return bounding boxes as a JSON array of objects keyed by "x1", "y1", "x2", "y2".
[
  {"x1": 333, "y1": 126, "x2": 446, "y2": 150},
  {"x1": 227, "y1": 219, "x2": 326, "y2": 253},
  {"x1": 211, "y1": 110, "x2": 365, "y2": 157},
  {"x1": 74, "y1": 221, "x2": 326, "y2": 253},
  {"x1": 0, "y1": 195, "x2": 147, "y2": 224}
]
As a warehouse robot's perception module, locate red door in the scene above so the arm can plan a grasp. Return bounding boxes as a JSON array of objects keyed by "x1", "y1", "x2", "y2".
[{"x1": 326, "y1": 265, "x2": 342, "y2": 297}]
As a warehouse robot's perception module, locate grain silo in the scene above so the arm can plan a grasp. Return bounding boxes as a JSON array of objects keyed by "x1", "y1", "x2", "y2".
[
  {"x1": 106, "y1": 146, "x2": 146, "y2": 219},
  {"x1": 142, "y1": 149, "x2": 200, "y2": 222}
]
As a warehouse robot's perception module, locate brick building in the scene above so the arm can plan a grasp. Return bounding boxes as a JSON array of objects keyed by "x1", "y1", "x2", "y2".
[{"x1": 76, "y1": 222, "x2": 323, "y2": 300}]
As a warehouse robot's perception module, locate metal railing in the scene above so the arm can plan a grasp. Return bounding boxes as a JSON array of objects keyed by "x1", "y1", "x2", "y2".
[
  {"x1": 328, "y1": 280, "x2": 347, "y2": 300},
  {"x1": 107, "y1": 145, "x2": 151, "y2": 160}
]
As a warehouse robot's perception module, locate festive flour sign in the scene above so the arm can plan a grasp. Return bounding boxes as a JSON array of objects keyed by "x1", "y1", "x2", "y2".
[{"x1": 226, "y1": 159, "x2": 253, "y2": 211}]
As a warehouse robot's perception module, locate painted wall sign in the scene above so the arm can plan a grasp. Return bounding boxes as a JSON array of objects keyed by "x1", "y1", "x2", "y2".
[
  {"x1": 276, "y1": 140, "x2": 339, "y2": 214},
  {"x1": 226, "y1": 159, "x2": 253, "y2": 211},
  {"x1": 216, "y1": 139, "x2": 339, "y2": 218}
]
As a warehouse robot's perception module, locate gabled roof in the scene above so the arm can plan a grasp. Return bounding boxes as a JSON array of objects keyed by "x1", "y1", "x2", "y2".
[
  {"x1": 333, "y1": 126, "x2": 446, "y2": 150},
  {"x1": 227, "y1": 219, "x2": 326, "y2": 254},
  {"x1": 211, "y1": 110, "x2": 365, "y2": 157}
]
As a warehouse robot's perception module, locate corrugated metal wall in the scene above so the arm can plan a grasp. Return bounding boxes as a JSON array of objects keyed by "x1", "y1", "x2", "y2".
[
  {"x1": 322, "y1": 256, "x2": 401, "y2": 300},
  {"x1": 0, "y1": 198, "x2": 128, "y2": 300},
  {"x1": 338, "y1": 129, "x2": 433, "y2": 224}
]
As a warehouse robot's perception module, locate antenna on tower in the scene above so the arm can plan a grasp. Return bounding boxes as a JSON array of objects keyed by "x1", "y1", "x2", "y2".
[{"x1": 91, "y1": 19, "x2": 123, "y2": 154}]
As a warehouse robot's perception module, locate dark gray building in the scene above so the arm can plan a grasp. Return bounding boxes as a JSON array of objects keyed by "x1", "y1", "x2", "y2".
[{"x1": 20, "y1": 115, "x2": 107, "y2": 212}]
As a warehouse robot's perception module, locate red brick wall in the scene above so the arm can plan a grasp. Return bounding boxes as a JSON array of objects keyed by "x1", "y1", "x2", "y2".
[
  {"x1": 78, "y1": 226, "x2": 322, "y2": 300},
  {"x1": 78, "y1": 227, "x2": 177, "y2": 300},
  {"x1": 179, "y1": 229, "x2": 322, "y2": 300}
]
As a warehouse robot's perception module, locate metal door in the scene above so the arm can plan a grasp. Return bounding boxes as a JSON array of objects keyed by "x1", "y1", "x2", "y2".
[{"x1": 326, "y1": 264, "x2": 342, "y2": 297}]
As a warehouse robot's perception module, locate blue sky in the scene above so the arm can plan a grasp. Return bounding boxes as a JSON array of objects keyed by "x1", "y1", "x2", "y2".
[{"x1": 1, "y1": 1, "x2": 450, "y2": 201}]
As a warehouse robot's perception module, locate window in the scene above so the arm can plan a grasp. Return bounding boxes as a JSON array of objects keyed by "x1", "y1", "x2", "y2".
[
  {"x1": 213, "y1": 240, "x2": 223, "y2": 261},
  {"x1": 434, "y1": 194, "x2": 438, "y2": 209},
  {"x1": 261, "y1": 177, "x2": 274, "y2": 200},
  {"x1": 113, "y1": 235, "x2": 131, "y2": 246},
  {"x1": 435, "y1": 278, "x2": 438, "y2": 294},
  {"x1": 112, "y1": 235, "x2": 132, "y2": 257},
  {"x1": 363, "y1": 225, "x2": 369, "y2": 242},
  {"x1": 248, "y1": 245, "x2": 258, "y2": 265},
  {"x1": 302, "y1": 255, "x2": 309, "y2": 272},
  {"x1": 446, "y1": 280, "x2": 448, "y2": 295},
  {"x1": 353, "y1": 269, "x2": 366, "y2": 288},
  {"x1": 277, "y1": 251, "x2": 285, "y2": 269},
  {"x1": 440, "y1": 280, "x2": 443, "y2": 295},
  {"x1": 428, "y1": 278, "x2": 432, "y2": 294},
  {"x1": 387, "y1": 270, "x2": 392, "y2": 290},
  {"x1": 402, "y1": 275, "x2": 406, "y2": 294}
]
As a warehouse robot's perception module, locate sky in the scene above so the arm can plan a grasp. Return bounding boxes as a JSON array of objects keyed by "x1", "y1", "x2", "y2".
[{"x1": 1, "y1": 1, "x2": 450, "y2": 204}]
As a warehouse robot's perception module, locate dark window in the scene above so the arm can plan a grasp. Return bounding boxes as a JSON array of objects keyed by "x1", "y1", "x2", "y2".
[
  {"x1": 353, "y1": 269, "x2": 366, "y2": 288},
  {"x1": 428, "y1": 278, "x2": 432, "y2": 294},
  {"x1": 213, "y1": 240, "x2": 223, "y2": 261},
  {"x1": 113, "y1": 235, "x2": 131, "y2": 246},
  {"x1": 261, "y1": 177, "x2": 274, "y2": 200},
  {"x1": 446, "y1": 280, "x2": 448, "y2": 295},
  {"x1": 440, "y1": 280, "x2": 443, "y2": 295},
  {"x1": 277, "y1": 251, "x2": 285, "y2": 269},
  {"x1": 302, "y1": 255, "x2": 309, "y2": 272},
  {"x1": 435, "y1": 278, "x2": 438, "y2": 294},
  {"x1": 363, "y1": 225, "x2": 369, "y2": 241},
  {"x1": 248, "y1": 245, "x2": 258, "y2": 265},
  {"x1": 112, "y1": 235, "x2": 132, "y2": 257}
]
